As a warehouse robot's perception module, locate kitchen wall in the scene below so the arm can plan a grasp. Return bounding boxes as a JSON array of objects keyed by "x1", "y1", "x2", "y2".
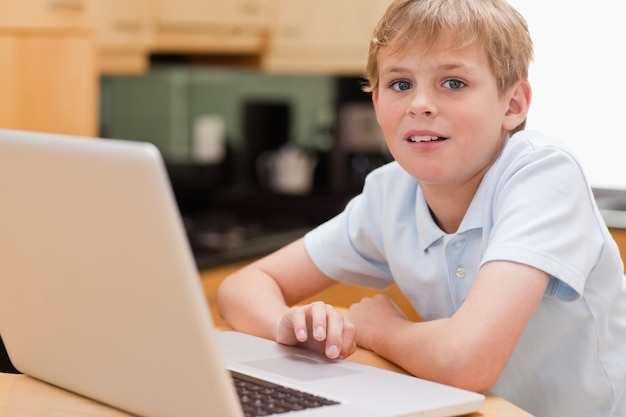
[{"x1": 100, "y1": 65, "x2": 340, "y2": 162}]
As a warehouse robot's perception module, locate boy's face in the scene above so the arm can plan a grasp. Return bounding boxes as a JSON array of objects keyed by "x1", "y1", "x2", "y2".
[{"x1": 372, "y1": 37, "x2": 528, "y2": 192}]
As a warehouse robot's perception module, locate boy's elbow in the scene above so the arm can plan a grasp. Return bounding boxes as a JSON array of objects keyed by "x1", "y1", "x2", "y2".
[
  {"x1": 441, "y1": 369, "x2": 498, "y2": 393},
  {"x1": 433, "y1": 345, "x2": 503, "y2": 393}
]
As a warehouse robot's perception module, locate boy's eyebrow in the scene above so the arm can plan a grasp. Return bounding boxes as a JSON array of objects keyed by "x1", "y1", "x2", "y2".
[
  {"x1": 440, "y1": 63, "x2": 467, "y2": 70},
  {"x1": 380, "y1": 65, "x2": 407, "y2": 75},
  {"x1": 380, "y1": 61, "x2": 477, "y2": 75}
]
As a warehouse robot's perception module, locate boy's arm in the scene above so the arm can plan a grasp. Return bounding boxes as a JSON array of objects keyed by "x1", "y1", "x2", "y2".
[
  {"x1": 217, "y1": 238, "x2": 357, "y2": 359},
  {"x1": 347, "y1": 260, "x2": 549, "y2": 392}
]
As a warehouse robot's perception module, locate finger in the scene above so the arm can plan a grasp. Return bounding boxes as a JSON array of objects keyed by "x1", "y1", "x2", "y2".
[
  {"x1": 325, "y1": 309, "x2": 357, "y2": 359},
  {"x1": 310, "y1": 301, "x2": 329, "y2": 341},
  {"x1": 323, "y1": 307, "x2": 343, "y2": 358},
  {"x1": 278, "y1": 306, "x2": 308, "y2": 345},
  {"x1": 291, "y1": 306, "x2": 310, "y2": 342}
]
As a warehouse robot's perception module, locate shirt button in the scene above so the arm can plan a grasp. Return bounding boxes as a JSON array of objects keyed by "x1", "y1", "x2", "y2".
[
  {"x1": 455, "y1": 267, "x2": 466, "y2": 278},
  {"x1": 453, "y1": 239, "x2": 466, "y2": 249}
]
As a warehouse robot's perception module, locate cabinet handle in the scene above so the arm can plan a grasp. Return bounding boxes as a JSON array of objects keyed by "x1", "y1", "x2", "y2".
[
  {"x1": 47, "y1": 0, "x2": 85, "y2": 10},
  {"x1": 113, "y1": 20, "x2": 144, "y2": 33}
]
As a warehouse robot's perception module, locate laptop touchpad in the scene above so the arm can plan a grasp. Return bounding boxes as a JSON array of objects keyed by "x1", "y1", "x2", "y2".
[{"x1": 244, "y1": 355, "x2": 361, "y2": 381}]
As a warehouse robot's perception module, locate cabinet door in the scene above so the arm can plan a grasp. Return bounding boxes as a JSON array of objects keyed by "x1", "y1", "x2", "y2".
[
  {"x1": 268, "y1": 0, "x2": 343, "y2": 52},
  {"x1": 0, "y1": 0, "x2": 92, "y2": 31},
  {"x1": 264, "y1": 0, "x2": 392, "y2": 74},
  {"x1": 155, "y1": 0, "x2": 266, "y2": 28},
  {"x1": 92, "y1": 0, "x2": 152, "y2": 74},
  {"x1": 93, "y1": 0, "x2": 151, "y2": 48},
  {"x1": 0, "y1": 35, "x2": 98, "y2": 136},
  {"x1": 152, "y1": 0, "x2": 268, "y2": 53}
]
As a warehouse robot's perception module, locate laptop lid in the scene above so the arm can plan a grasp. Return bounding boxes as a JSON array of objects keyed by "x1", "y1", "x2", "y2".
[
  {"x1": 0, "y1": 129, "x2": 241, "y2": 417},
  {"x1": 0, "y1": 129, "x2": 484, "y2": 417}
]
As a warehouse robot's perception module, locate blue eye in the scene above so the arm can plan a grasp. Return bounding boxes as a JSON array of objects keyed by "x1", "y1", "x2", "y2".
[
  {"x1": 443, "y1": 79, "x2": 465, "y2": 90},
  {"x1": 390, "y1": 80, "x2": 412, "y2": 92}
]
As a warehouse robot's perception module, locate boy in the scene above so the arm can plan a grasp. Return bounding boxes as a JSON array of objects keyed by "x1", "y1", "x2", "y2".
[{"x1": 218, "y1": 0, "x2": 626, "y2": 415}]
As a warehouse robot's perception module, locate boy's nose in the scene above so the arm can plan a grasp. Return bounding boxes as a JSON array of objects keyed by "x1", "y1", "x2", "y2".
[{"x1": 406, "y1": 89, "x2": 437, "y2": 117}]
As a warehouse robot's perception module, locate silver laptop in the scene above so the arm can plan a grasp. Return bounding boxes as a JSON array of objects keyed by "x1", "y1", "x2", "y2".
[{"x1": 0, "y1": 129, "x2": 484, "y2": 417}]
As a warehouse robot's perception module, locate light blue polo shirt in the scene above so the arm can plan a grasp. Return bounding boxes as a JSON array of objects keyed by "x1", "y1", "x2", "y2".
[{"x1": 304, "y1": 130, "x2": 626, "y2": 417}]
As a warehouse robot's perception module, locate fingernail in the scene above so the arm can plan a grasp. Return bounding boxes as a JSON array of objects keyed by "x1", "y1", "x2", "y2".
[
  {"x1": 327, "y1": 345, "x2": 340, "y2": 358},
  {"x1": 314, "y1": 326, "x2": 326, "y2": 339},
  {"x1": 296, "y1": 329, "x2": 307, "y2": 341}
]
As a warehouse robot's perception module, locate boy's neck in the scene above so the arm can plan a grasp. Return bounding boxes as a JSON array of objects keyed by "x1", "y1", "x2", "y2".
[{"x1": 421, "y1": 177, "x2": 483, "y2": 234}]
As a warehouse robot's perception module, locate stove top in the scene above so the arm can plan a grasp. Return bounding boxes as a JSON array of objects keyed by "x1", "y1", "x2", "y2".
[
  {"x1": 179, "y1": 191, "x2": 351, "y2": 270},
  {"x1": 184, "y1": 210, "x2": 314, "y2": 269}
]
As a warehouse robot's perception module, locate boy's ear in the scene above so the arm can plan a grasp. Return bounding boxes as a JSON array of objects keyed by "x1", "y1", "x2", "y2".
[
  {"x1": 503, "y1": 80, "x2": 531, "y2": 131},
  {"x1": 372, "y1": 89, "x2": 382, "y2": 123}
]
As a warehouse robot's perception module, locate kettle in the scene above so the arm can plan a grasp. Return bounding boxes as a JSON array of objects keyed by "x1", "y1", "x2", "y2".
[{"x1": 256, "y1": 145, "x2": 317, "y2": 195}]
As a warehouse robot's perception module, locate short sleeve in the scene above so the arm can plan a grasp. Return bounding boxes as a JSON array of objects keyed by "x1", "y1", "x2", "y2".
[
  {"x1": 304, "y1": 164, "x2": 405, "y2": 289},
  {"x1": 482, "y1": 141, "x2": 604, "y2": 301}
]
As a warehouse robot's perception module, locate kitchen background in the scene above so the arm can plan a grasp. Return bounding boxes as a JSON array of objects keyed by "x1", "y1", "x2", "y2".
[
  {"x1": 100, "y1": 64, "x2": 391, "y2": 268},
  {"x1": 3, "y1": 0, "x2": 626, "y2": 269}
]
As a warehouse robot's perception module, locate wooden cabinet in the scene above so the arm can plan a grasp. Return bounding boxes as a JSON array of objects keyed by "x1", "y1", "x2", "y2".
[
  {"x1": 150, "y1": 0, "x2": 268, "y2": 54},
  {"x1": 91, "y1": 0, "x2": 152, "y2": 74},
  {"x1": 0, "y1": 0, "x2": 394, "y2": 138},
  {"x1": 0, "y1": 0, "x2": 98, "y2": 136},
  {"x1": 0, "y1": 0, "x2": 92, "y2": 31},
  {"x1": 263, "y1": 0, "x2": 391, "y2": 74}
]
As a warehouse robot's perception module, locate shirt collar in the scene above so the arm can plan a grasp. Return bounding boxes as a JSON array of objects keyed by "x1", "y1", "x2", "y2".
[
  {"x1": 415, "y1": 188, "x2": 445, "y2": 251},
  {"x1": 415, "y1": 182, "x2": 487, "y2": 252}
]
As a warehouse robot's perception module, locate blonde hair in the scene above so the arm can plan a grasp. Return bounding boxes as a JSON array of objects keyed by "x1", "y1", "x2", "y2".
[{"x1": 364, "y1": 0, "x2": 533, "y2": 108}]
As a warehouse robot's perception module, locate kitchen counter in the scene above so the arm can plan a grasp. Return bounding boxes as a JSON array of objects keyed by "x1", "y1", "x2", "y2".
[
  {"x1": 594, "y1": 188, "x2": 626, "y2": 229},
  {"x1": 599, "y1": 209, "x2": 626, "y2": 229},
  {"x1": 192, "y1": 226, "x2": 311, "y2": 269},
  {"x1": 184, "y1": 191, "x2": 352, "y2": 269}
]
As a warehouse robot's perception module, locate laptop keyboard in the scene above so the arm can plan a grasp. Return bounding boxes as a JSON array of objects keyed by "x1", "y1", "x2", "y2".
[{"x1": 230, "y1": 371, "x2": 340, "y2": 416}]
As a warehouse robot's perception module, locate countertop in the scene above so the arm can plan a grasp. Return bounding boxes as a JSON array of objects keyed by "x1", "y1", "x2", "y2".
[{"x1": 594, "y1": 188, "x2": 626, "y2": 229}]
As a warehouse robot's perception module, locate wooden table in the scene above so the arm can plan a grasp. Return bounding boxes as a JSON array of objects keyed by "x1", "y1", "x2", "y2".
[
  {"x1": 0, "y1": 344, "x2": 533, "y2": 417},
  {"x1": 0, "y1": 263, "x2": 533, "y2": 416}
]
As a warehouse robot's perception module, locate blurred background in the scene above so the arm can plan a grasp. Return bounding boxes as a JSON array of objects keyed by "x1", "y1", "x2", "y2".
[
  {"x1": 100, "y1": 66, "x2": 392, "y2": 268},
  {"x1": 0, "y1": 0, "x2": 393, "y2": 268},
  {"x1": 3, "y1": 0, "x2": 626, "y2": 269}
]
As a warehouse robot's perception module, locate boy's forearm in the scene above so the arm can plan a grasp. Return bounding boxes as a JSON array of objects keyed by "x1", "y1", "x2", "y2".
[
  {"x1": 217, "y1": 269, "x2": 289, "y2": 340},
  {"x1": 345, "y1": 295, "x2": 495, "y2": 390},
  {"x1": 367, "y1": 317, "x2": 503, "y2": 393},
  {"x1": 368, "y1": 262, "x2": 548, "y2": 392}
]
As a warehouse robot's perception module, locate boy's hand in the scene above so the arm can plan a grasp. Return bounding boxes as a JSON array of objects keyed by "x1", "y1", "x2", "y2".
[
  {"x1": 347, "y1": 294, "x2": 407, "y2": 351},
  {"x1": 276, "y1": 301, "x2": 357, "y2": 359}
]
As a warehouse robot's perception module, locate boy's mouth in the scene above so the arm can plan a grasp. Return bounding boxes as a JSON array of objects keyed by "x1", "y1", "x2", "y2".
[{"x1": 408, "y1": 135, "x2": 447, "y2": 143}]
